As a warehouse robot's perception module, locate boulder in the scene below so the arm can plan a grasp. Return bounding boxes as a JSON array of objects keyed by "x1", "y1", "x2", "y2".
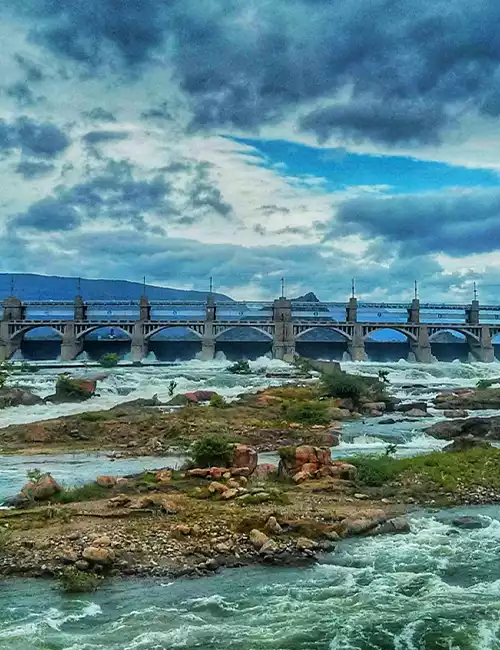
[
  {"x1": 259, "y1": 539, "x2": 279, "y2": 555},
  {"x1": 230, "y1": 467, "x2": 252, "y2": 478},
  {"x1": 252, "y1": 464, "x2": 277, "y2": 480},
  {"x1": 82, "y1": 546, "x2": 115, "y2": 565},
  {"x1": 443, "y1": 436, "x2": 492, "y2": 452},
  {"x1": 328, "y1": 407, "x2": 352, "y2": 421},
  {"x1": 47, "y1": 377, "x2": 96, "y2": 403},
  {"x1": 292, "y1": 471, "x2": 310, "y2": 484},
  {"x1": 340, "y1": 513, "x2": 387, "y2": 537},
  {"x1": 187, "y1": 468, "x2": 211, "y2": 478},
  {"x1": 96, "y1": 476, "x2": 117, "y2": 488},
  {"x1": 425, "y1": 415, "x2": 500, "y2": 440},
  {"x1": 132, "y1": 494, "x2": 177, "y2": 513},
  {"x1": 451, "y1": 515, "x2": 490, "y2": 529},
  {"x1": 367, "y1": 517, "x2": 410, "y2": 536},
  {"x1": 222, "y1": 488, "x2": 239, "y2": 500},
  {"x1": 265, "y1": 516, "x2": 283, "y2": 535},
  {"x1": 433, "y1": 388, "x2": 500, "y2": 410},
  {"x1": 249, "y1": 529, "x2": 269, "y2": 550},
  {"x1": 0, "y1": 387, "x2": 43, "y2": 409},
  {"x1": 395, "y1": 401, "x2": 428, "y2": 413},
  {"x1": 22, "y1": 474, "x2": 61, "y2": 501},
  {"x1": 108, "y1": 494, "x2": 131, "y2": 508},
  {"x1": 278, "y1": 445, "x2": 332, "y2": 477},
  {"x1": 155, "y1": 470, "x2": 173, "y2": 484},
  {"x1": 232, "y1": 444, "x2": 257, "y2": 474},
  {"x1": 208, "y1": 481, "x2": 228, "y2": 494},
  {"x1": 443, "y1": 410, "x2": 469, "y2": 419},
  {"x1": 184, "y1": 390, "x2": 218, "y2": 403},
  {"x1": 296, "y1": 537, "x2": 317, "y2": 551},
  {"x1": 362, "y1": 402, "x2": 387, "y2": 414},
  {"x1": 328, "y1": 462, "x2": 358, "y2": 480},
  {"x1": 405, "y1": 408, "x2": 430, "y2": 418}
]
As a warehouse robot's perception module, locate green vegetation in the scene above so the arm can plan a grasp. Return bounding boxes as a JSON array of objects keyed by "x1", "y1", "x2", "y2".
[
  {"x1": 209, "y1": 394, "x2": 227, "y2": 409},
  {"x1": 26, "y1": 468, "x2": 44, "y2": 482},
  {"x1": 378, "y1": 370, "x2": 390, "y2": 384},
  {"x1": 278, "y1": 445, "x2": 297, "y2": 466},
  {"x1": 56, "y1": 375, "x2": 94, "y2": 400},
  {"x1": 59, "y1": 567, "x2": 102, "y2": 593},
  {"x1": 168, "y1": 380, "x2": 178, "y2": 397},
  {"x1": 0, "y1": 526, "x2": 11, "y2": 550},
  {"x1": 349, "y1": 447, "x2": 500, "y2": 492},
  {"x1": 190, "y1": 434, "x2": 233, "y2": 468},
  {"x1": 76, "y1": 411, "x2": 114, "y2": 422},
  {"x1": 55, "y1": 483, "x2": 109, "y2": 504},
  {"x1": 282, "y1": 399, "x2": 330, "y2": 425},
  {"x1": 228, "y1": 359, "x2": 251, "y2": 375},
  {"x1": 98, "y1": 353, "x2": 120, "y2": 368},
  {"x1": 0, "y1": 362, "x2": 11, "y2": 389},
  {"x1": 320, "y1": 368, "x2": 387, "y2": 407}
]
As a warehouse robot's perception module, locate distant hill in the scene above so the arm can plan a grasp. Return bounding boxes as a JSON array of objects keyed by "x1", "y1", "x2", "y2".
[{"x1": 0, "y1": 274, "x2": 232, "y2": 301}]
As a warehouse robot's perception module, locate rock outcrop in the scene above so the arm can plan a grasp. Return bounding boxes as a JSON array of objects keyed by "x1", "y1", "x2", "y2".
[
  {"x1": 425, "y1": 415, "x2": 500, "y2": 440},
  {"x1": 278, "y1": 445, "x2": 357, "y2": 482},
  {"x1": 0, "y1": 387, "x2": 43, "y2": 409}
]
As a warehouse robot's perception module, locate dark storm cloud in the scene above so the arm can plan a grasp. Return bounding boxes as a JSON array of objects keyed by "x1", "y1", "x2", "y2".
[
  {"x1": 330, "y1": 189, "x2": 500, "y2": 256},
  {"x1": 141, "y1": 102, "x2": 172, "y2": 121},
  {"x1": 82, "y1": 130, "x2": 129, "y2": 144},
  {"x1": 84, "y1": 108, "x2": 117, "y2": 122},
  {"x1": 6, "y1": 82, "x2": 37, "y2": 106},
  {"x1": 13, "y1": 54, "x2": 45, "y2": 82},
  {"x1": 9, "y1": 1, "x2": 500, "y2": 144},
  {"x1": 300, "y1": 99, "x2": 448, "y2": 146},
  {"x1": 0, "y1": 117, "x2": 68, "y2": 157},
  {"x1": 13, "y1": 197, "x2": 81, "y2": 231},
  {"x1": 15, "y1": 160, "x2": 55, "y2": 179}
]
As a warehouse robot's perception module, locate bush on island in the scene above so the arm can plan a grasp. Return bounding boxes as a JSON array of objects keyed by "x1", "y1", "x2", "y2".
[{"x1": 190, "y1": 434, "x2": 233, "y2": 468}]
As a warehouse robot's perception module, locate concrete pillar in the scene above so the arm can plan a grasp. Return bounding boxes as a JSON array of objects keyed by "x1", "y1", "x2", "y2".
[
  {"x1": 60, "y1": 323, "x2": 83, "y2": 361},
  {"x1": 131, "y1": 322, "x2": 147, "y2": 362},
  {"x1": 200, "y1": 297, "x2": 216, "y2": 360},
  {"x1": 139, "y1": 296, "x2": 151, "y2": 322},
  {"x1": 348, "y1": 324, "x2": 367, "y2": 361},
  {"x1": 74, "y1": 295, "x2": 87, "y2": 321},
  {"x1": 466, "y1": 300, "x2": 480, "y2": 325},
  {"x1": 346, "y1": 297, "x2": 358, "y2": 322},
  {"x1": 407, "y1": 298, "x2": 420, "y2": 324},
  {"x1": 272, "y1": 298, "x2": 296, "y2": 361},
  {"x1": 409, "y1": 325, "x2": 432, "y2": 363},
  {"x1": 2, "y1": 296, "x2": 24, "y2": 321},
  {"x1": 0, "y1": 322, "x2": 19, "y2": 360},
  {"x1": 468, "y1": 326, "x2": 495, "y2": 363}
]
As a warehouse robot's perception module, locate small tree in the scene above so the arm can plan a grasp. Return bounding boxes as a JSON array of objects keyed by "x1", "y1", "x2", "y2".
[
  {"x1": 168, "y1": 380, "x2": 178, "y2": 397},
  {"x1": 228, "y1": 359, "x2": 251, "y2": 375},
  {"x1": 282, "y1": 400, "x2": 330, "y2": 425},
  {"x1": 98, "y1": 353, "x2": 120, "y2": 368},
  {"x1": 210, "y1": 394, "x2": 227, "y2": 408},
  {"x1": 59, "y1": 567, "x2": 102, "y2": 593},
  {"x1": 190, "y1": 434, "x2": 233, "y2": 468},
  {"x1": 320, "y1": 371, "x2": 364, "y2": 406},
  {"x1": 0, "y1": 361, "x2": 12, "y2": 389}
]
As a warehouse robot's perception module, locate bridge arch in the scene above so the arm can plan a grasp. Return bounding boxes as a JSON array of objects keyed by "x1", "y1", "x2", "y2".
[
  {"x1": 295, "y1": 326, "x2": 350, "y2": 361},
  {"x1": 363, "y1": 327, "x2": 418, "y2": 343},
  {"x1": 145, "y1": 325, "x2": 203, "y2": 340},
  {"x1": 16, "y1": 326, "x2": 64, "y2": 361},
  {"x1": 78, "y1": 326, "x2": 133, "y2": 362},
  {"x1": 214, "y1": 326, "x2": 272, "y2": 361},
  {"x1": 429, "y1": 328, "x2": 468, "y2": 362},
  {"x1": 295, "y1": 327, "x2": 352, "y2": 342}
]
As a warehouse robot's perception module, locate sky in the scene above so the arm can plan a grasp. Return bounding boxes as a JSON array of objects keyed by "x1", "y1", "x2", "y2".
[{"x1": 2, "y1": 0, "x2": 500, "y2": 302}]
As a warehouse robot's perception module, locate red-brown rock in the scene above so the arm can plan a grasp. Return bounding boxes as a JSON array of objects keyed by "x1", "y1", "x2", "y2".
[
  {"x1": 96, "y1": 476, "x2": 117, "y2": 488},
  {"x1": 187, "y1": 468, "x2": 211, "y2": 478},
  {"x1": 232, "y1": 444, "x2": 257, "y2": 474},
  {"x1": 184, "y1": 390, "x2": 219, "y2": 403}
]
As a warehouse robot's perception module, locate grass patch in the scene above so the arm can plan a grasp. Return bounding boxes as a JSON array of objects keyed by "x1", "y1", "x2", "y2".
[
  {"x1": 54, "y1": 483, "x2": 110, "y2": 504},
  {"x1": 59, "y1": 567, "x2": 102, "y2": 593},
  {"x1": 348, "y1": 447, "x2": 500, "y2": 492},
  {"x1": 76, "y1": 411, "x2": 115, "y2": 423},
  {"x1": 282, "y1": 399, "x2": 330, "y2": 425}
]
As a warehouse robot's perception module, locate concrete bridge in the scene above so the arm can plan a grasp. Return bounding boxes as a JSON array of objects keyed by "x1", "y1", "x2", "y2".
[{"x1": 1, "y1": 294, "x2": 499, "y2": 363}]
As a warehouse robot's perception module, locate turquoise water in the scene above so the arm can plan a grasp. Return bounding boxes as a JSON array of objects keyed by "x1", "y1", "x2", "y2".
[{"x1": 3, "y1": 509, "x2": 500, "y2": 649}]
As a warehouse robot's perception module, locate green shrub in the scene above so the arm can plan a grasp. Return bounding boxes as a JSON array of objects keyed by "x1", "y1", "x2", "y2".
[
  {"x1": 55, "y1": 483, "x2": 109, "y2": 504},
  {"x1": 27, "y1": 468, "x2": 44, "y2": 482},
  {"x1": 59, "y1": 567, "x2": 102, "y2": 593},
  {"x1": 348, "y1": 455, "x2": 402, "y2": 486},
  {"x1": 56, "y1": 375, "x2": 93, "y2": 400},
  {"x1": 209, "y1": 394, "x2": 227, "y2": 408},
  {"x1": 282, "y1": 400, "x2": 330, "y2": 425},
  {"x1": 98, "y1": 353, "x2": 120, "y2": 368},
  {"x1": 477, "y1": 379, "x2": 494, "y2": 390},
  {"x1": 190, "y1": 434, "x2": 233, "y2": 468},
  {"x1": 228, "y1": 360, "x2": 251, "y2": 375},
  {"x1": 320, "y1": 371, "x2": 364, "y2": 404}
]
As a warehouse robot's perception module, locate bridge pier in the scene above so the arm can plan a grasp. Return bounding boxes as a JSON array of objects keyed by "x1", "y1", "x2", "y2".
[
  {"x1": 200, "y1": 297, "x2": 216, "y2": 361},
  {"x1": 131, "y1": 323, "x2": 148, "y2": 362},
  {"x1": 409, "y1": 326, "x2": 432, "y2": 363},
  {"x1": 60, "y1": 323, "x2": 83, "y2": 361},
  {"x1": 272, "y1": 298, "x2": 296, "y2": 362},
  {"x1": 348, "y1": 324, "x2": 367, "y2": 361},
  {"x1": 468, "y1": 326, "x2": 495, "y2": 363}
]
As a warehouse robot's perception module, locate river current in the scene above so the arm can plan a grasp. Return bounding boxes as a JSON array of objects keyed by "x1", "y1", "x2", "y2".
[{"x1": 2, "y1": 358, "x2": 500, "y2": 648}]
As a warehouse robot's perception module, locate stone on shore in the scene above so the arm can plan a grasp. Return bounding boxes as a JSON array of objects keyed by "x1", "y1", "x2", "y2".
[
  {"x1": 249, "y1": 529, "x2": 269, "y2": 550},
  {"x1": 82, "y1": 546, "x2": 115, "y2": 565},
  {"x1": 22, "y1": 474, "x2": 62, "y2": 501},
  {"x1": 232, "y1": 444, "x2": 257, "y2": 474},
  {"x1": 96, "y1": 476, "x2": 117, "y2": 488}
]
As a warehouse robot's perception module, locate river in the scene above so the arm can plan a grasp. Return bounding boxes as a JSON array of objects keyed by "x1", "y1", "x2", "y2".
[
  {"x1": 2, "y1": 358, "x2": 500, "y2": 648},
  {"x1": 2, "y1": 506, "x2": 500, "y2": 649}
]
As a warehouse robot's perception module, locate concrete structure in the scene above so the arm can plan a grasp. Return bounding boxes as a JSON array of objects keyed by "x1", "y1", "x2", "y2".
[{"x1": 1, "y1": 294, "x2": 500, "y2": 362}]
